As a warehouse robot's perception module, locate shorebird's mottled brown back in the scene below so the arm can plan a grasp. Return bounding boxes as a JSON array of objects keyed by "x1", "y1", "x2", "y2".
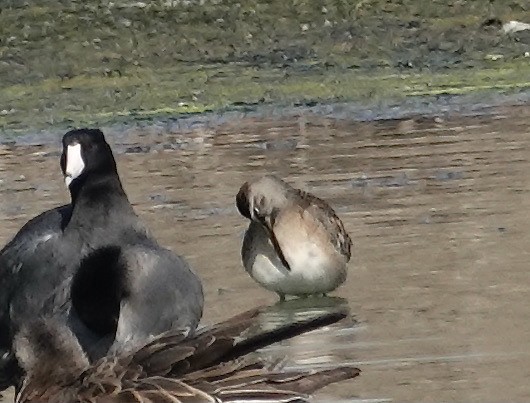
[{"x1": 294, "y1": 188, "x2": 352, "y2": 261}]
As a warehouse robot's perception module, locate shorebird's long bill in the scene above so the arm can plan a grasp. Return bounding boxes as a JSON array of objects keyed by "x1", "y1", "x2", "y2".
[
  {"x1": 259, "y1": 216, "x2": 291, "y2": 271},
  {"x1": 270, "y1": 230, "x2": 291, "y2": 271}
]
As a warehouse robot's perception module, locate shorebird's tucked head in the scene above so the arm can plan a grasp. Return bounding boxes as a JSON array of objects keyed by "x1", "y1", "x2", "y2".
[
  {"x1": 60, "y1": 128, "x2": 117, "y2": 189},
  {"x1": 236, "y1": 175, "x2": 291, "y2": 223},
  {"x1": 14, "y1": 318, "x2": 90, "y2": 387}
]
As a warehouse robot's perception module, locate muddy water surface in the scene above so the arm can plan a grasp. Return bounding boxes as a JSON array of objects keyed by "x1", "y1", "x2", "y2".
[{"x1": 1, "y1": 105, "x2": 530, "y2": 402}]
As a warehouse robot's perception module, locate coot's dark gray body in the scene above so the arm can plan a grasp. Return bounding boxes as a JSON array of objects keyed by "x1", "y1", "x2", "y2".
[
  {"x1": 0, "y1": 129, "x2": 204, "y2": 390},
  {"x1": 0, "y1": 205, "x2": 73, "y2": 388}
]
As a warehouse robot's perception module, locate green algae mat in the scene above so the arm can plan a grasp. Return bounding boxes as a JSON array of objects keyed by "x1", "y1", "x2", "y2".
[{"x1": 0, "y1": 0, "x2": 528, "y2": 132}]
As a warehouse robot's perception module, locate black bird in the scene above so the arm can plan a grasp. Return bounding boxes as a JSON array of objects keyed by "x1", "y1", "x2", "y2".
[
  {"x1": 0, "y1": 129, "x2": 204, "y2": 390},
  {"x1": 14, "y1": 306, "x2": 360, "y2": 403}
]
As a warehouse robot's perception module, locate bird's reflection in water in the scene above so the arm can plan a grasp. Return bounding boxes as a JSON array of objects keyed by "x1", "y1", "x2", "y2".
[{"x1": 251, "y1": 297, "x2": 360, "y2": 370}]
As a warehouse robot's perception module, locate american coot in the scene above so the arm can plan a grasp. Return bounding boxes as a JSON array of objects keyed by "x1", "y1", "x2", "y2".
[
  {"x1": 236, "y1": 175, "x2": 352, "y2": 301},
  {"x1": 14, "y1": 306, "x2": 360, "y2": 403},
  {"x1": 0, "y1": 129, "x2": 204, "y2": 389}
]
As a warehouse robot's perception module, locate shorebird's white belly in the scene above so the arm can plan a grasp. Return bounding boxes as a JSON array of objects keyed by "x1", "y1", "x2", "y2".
[{"x1": 242, "y1": 222, "x2": 347, "y2": 296}]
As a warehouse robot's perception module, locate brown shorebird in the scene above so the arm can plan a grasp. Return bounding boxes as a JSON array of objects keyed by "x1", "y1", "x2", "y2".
[
  {"x1": 14, "y1": 306, "x2": 359, "y2": 403},
  {"x1": 236, "y1": 175, "x2": 352, "y2": 301}
]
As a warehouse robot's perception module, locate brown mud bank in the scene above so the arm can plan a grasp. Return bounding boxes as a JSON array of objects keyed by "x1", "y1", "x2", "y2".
[{"x1": 0, "y1": 0, "x2": 528, "y2": 134}]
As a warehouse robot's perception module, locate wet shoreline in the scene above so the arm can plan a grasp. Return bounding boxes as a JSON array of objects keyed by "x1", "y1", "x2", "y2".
[{"x1": 2, "y1": 88, "x2": 529, "y2": 147}]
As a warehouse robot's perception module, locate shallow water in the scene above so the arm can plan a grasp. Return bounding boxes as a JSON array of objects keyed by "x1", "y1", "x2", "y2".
[{"x1": 1, "y1": 104, "x2": 530, "y2": 402}]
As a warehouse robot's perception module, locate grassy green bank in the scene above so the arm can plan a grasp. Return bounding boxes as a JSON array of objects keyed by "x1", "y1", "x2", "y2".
[{"x1": 0, "y1": 0, "x2": 528, "y2": 132}]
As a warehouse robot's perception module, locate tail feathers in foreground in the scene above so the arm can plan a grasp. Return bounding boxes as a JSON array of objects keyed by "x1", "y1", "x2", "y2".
[
  {"x1": 15, "y1": 306, "x2": 360, "y2": 403},
  {"x1": 191, "y1": 365, "x2": 360, "y2": 401},
  {"x1": 134, "y1": 305, "x2": 350, "y2": 377},
  {"x1": 106, "y1": 364, "x2": 360, "y2": 403}
]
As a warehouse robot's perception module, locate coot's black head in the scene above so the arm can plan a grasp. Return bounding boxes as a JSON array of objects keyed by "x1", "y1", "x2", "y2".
[{"x1": 60, "y1": 129, "x2": 117, "y2": 188}]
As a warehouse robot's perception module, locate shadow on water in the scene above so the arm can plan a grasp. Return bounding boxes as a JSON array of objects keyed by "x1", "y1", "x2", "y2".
[{"x1": 1, "y1": 101, "x2": 530, "y2": 402}]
